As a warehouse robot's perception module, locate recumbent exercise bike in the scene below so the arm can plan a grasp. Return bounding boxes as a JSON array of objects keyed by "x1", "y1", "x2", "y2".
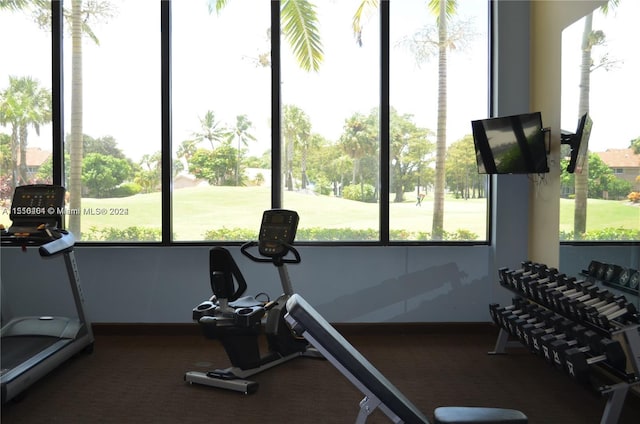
[{"x1": 185, "y1": 209, "x2": 320, "y2": 394}]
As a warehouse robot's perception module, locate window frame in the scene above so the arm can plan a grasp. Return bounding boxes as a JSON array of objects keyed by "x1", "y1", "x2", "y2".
[{"x1": 42, "y1": 0, "x2": 494, "y2": 247}]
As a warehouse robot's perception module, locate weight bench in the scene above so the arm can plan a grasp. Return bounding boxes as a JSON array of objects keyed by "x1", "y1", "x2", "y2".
[{"x1": 285, "y1": 294, "x2": 527, "y2": 424}]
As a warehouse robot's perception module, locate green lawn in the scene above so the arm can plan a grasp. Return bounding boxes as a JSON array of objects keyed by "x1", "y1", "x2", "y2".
[
  {"x1": 1, "y1": 186, "x2": 637, "y2": 240},
  {"x1": 559, "y1": 198, "x2": 640, "y2": 234}
]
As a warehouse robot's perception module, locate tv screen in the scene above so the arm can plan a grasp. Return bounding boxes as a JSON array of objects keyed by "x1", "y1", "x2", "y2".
[
  {"x1": 562, "y1": 113, "x2": 592, "y2": 174},
  {"x1": 471, "y1": 112, "x2": 548, "y2": 174}
]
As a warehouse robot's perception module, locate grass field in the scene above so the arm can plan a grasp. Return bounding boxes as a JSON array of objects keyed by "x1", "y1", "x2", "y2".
[{"x1": 1, "y1": 185, "x2": 638, "y2": 240}]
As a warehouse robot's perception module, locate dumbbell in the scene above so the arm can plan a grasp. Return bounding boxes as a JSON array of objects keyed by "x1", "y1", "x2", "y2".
[
  {"x1": 530, "y1": 318, "x2": 575, "y2": 358},
  {"x1": 554, "y1": 285, "x2": 600, "y2": 315},
  {"x1": 536, "y1": 276, "x2": 579, "y2": 306},
  {"x1": 542, "y1": 279, "x2": 590, "y2": 310},
  {"x1": 548, "y1": 281, "x2": 596, "y2": 309},
  {"x1": 505, "y1": 306, "x2": 548, "y2": 337},
  {"x1": 513, "y1": 309, "x2": 555, "y2": 347},
  {"x1": 582, "y1": 295, "x2": 627, "y2": 324},
  {"x1": 628, "y1": 269, "x2": 639, "y2": 289},
  {"x1": 546, "y1": 325, "x2": 595, "y2": 370},
  {"x1": 594, "y1": 301, "x2": 637, "y2": 328},
  {"x1": 524, "y1": 270, "x2": 563, "y2": 293},
  {"x1": 520, "y1": 275, "x2": 556, "y2": 300},
  {"x1": 561, "y1": 287, "x2": 608, "y2": 317},
  {"x1": 499, "y1": 303, "x2": 539, "y2": 327},
  {"x1": 489, "y1": 300, "x2": 528, "y2": 328},
  {"x1": 520, "y1": 313, "x2": 566, "y2": 352},
  {"x1": 501, "y1": 267, "x2": 528, "y2": 290},
  {"x1": 510, "y1": 272, "x2": 540, "y2": 295},
  {"x1": 498, "y1": 268, "x2": 511, "y2": 288},
  {"x1": 564, "y1": 338, "x2": 627, "y2": 384},
  {"x1": 499, "y1": 304, "x2": 540, "y2": 333},
  {"x1": 573, "y1": 292, "x2": 618, "y2": 321},
  {"x1": 537, "y1": 319, "x2": 588, "y2": 363}
]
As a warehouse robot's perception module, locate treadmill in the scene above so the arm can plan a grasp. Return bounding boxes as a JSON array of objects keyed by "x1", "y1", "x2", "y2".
[{"x1": 1, "y1": 184, "x2": 94, "y2": 403}]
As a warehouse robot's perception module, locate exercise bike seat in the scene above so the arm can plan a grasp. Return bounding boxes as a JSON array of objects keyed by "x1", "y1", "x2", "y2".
[{"x1": 229, "y1": 296, "x2": 264, "y2": 309}]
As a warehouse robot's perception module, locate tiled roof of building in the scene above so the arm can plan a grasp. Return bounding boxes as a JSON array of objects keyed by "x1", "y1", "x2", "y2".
[
  {"x1": 16, "y1": 147, "x2": 51, "y2": 167},
  {"x1": 595, "y1": 148, "x2": 640, "y2": 168}
]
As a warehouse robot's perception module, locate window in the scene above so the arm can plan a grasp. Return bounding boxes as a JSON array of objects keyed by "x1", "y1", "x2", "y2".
[
  {"x1": 0, "y1": 1, "x2": 53, "y2": 229},
  {"x1": 62, "y1": 0, "x2": 162, "y2": 242},
  {"x1": 561, "y1": 1, "x2": 640, "y2": 241},
  {"x1": 1, "y1": 0, "x2": 490, "y2": 244},
  {"x1": 280, "y1": 1, "x2": 381, "y2": 241},
  {"x1": 171, "y1": 0, "x2": 271, "y2": 242},
  {"x1": 389, "y1": 0, "x2": 488, "y2": 241}
]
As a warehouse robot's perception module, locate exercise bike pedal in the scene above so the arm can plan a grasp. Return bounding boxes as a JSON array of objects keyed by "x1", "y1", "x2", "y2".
[{"x1": 207, "y1": 369, "x2": 239, "y2": 380}]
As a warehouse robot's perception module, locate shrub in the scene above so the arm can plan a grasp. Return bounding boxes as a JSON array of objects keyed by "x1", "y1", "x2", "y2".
[
  {"x1": 342, "y1": 183, "x2": 376, "y2": 203},
  {"x1": 203, "y1": 228, "x2": 258, "y2": 241},
  {"x1": 627, "y1": 192, "x2": 640, "y2": 203},
  {"x1": 200, "y1": 227, "x2": 478, "y2": 242},
  {"x1": 83, "y1": 226, "x2": 161, "y2": 241},
  {"x1": 560, "y1": 227, "x2": 640, "y2": 241},
  {"x1": 111, "y1": 182, "x2": 142, "y2": 198}
]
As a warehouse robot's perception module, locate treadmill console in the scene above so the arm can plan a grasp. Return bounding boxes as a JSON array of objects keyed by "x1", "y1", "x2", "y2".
[
  {"x1": 258, "y1": 209, "x2": 299, "y2": 258},
  {"x1": 9, "y1": 184, "x2": 66, "y2": 229}
]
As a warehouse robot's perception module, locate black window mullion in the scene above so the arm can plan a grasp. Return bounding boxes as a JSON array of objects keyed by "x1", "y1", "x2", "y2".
[
  {"x1": 380, "y1": 0, "x2": 390, "y2": 244},
  {"x1": 271, "y1": 0, "x2": 282, "y2": 209},
  {"x1": 161, "y1": 0, "x2": 172, "y2": 244},
  {"x1": 51, "y1": 1, "x2": 64, "y2": 188}
]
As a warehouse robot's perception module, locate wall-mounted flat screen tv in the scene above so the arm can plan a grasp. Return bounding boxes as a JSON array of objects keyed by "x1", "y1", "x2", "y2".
[
  {"x1": 471, "y1": 112, "x2": 549, "y2": 174},
  {"x1": 561, "y1": 113, "x2": 592, "y2": 174}
]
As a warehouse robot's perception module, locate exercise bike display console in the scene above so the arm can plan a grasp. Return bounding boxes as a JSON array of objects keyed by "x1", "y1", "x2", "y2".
[
  {"x1": 258, "y1": 209, "x2": 298, "y2": 258},
  {"x1": 185, "y1": 209, "x2": 320, "y2": 394}
]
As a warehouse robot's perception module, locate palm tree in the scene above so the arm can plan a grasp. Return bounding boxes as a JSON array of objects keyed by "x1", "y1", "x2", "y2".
[
  {"x1": 354, "y1": 0, "x2": 461, "y2": 239},
  {"x1": 0, "y1": 76, "x2": 52, "y2": 188},
  {"x1": 282, "y1": 104, "x2": 311, "y2": 191},
  {"x1": 339, "y1": 112, "x2": 377, "y2": 187},
  {"x1": 229, "y1": 114, "x2": 256, "y2": 186},
  {"x1": 209, "y1": 0, "x2": 323, "y2": 72},
  {"x1": 4, "y1": 1, "x2": 114, "y2": 237},
  {"x1": 573, "y1": 0, "x2": 619, "y2": 239},
  {"x1": 427, "y1": 0, "x2": 458, "y2": 240},
  {"x1": 192, "y1": 110, "x2": 230, "y2": 150}
]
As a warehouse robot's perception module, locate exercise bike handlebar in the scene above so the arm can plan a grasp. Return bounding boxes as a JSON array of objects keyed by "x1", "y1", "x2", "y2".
[{"x1": 240, "y1": 240, "x2": 301, "y2": 265}]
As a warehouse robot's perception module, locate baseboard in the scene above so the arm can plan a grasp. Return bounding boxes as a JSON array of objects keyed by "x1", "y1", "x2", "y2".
[{"x1": 92, "y1": 321, "x2": 497, "y2": 337}]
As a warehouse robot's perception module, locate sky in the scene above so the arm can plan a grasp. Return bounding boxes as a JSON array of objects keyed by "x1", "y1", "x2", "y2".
[
  {"x1": 560, "y1": 0, "x2": 640, "y2": 152},
  {"x1": 0, "y1": 0, "x2": 637, "y2": 165}
]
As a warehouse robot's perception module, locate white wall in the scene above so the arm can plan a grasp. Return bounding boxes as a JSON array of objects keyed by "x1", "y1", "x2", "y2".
[{"x1": 1, "y1": 245, "x2": 496, "y2": 323}]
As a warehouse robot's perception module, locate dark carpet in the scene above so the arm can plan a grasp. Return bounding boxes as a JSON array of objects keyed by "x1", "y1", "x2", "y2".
[{"x1": 1, "y1": 324, "x2": 639, "y2": 423}]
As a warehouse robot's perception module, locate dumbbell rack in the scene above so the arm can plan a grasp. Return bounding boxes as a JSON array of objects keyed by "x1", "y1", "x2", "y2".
[{"x1": 489, "y1": 261, "x2": 640, "y2": 424}]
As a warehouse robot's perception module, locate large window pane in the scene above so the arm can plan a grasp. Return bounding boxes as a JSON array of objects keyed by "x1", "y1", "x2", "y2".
[
  {"x1": 63, "y1": 1, "x2": 161, "y2": 242},
  {"x1": 561, "y1": 2, "x2": 640, "y2": 241},
  {"x1": 389, "y1": 0, "x2": 488, "y2": 241},
  {"x1": 171, "y1": 0, "x2": 271, "y2": 242},
  {"x1": 281, "y1": 1, "x2": 381, "y2": 241},
  {"x1": 0, "y1": 2, "x2": 53, "y2": 228}
]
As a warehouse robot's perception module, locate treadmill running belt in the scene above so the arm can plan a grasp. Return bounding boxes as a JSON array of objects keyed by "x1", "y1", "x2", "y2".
[{"x1": 1, "y1": 336, "x2": 61, "y2": 374}]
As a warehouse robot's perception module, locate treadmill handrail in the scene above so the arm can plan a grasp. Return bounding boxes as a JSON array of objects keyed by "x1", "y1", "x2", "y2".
[{"x1": 39, "y1": 231, "x2": 75, "y2": 257}]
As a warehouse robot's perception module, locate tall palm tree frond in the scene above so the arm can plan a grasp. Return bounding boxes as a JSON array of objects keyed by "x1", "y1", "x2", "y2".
[
  {"x1": 428, "y1": 0, "x2": 458, "y2": 23},
  {"x1": 281, "y1": 0, "x2": 323, "y2": 72},
  {"x1": 600, "y1": 0, "x2": 619, "y2": 15},
  {"x1": 208, "y1": 0, "x2": 229, "y2": 15},
  {"x1": 211, "y1": 0, "x2": 323, "y2": 72},
  {"x1": 352, "y1": 0, "x2": 378, "y2": 46}
]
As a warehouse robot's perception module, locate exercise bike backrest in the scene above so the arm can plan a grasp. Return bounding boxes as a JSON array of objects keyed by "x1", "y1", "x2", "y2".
[
  {"x1": 241, "y1": 209, "x2": 301, "y2": 266},
  {"x1": 209, "y1": 247, "x2": 247, "y2": 302}
]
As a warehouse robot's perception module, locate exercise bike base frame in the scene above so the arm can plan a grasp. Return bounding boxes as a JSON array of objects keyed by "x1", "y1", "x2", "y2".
[{"x1": 184, "y1": 349, "x2": 317, "y2": 394}]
